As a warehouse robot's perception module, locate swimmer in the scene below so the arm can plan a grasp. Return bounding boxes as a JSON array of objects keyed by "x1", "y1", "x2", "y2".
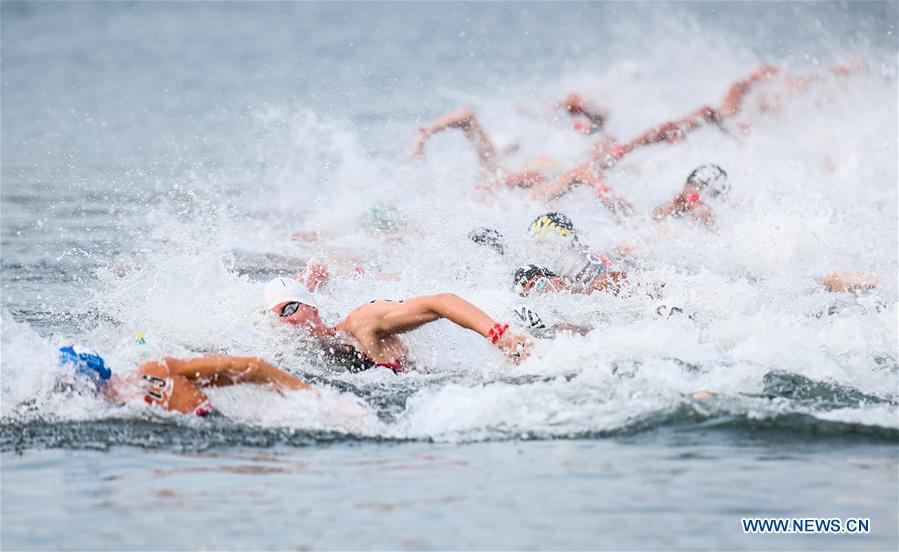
[
  {"x1": 652, "y1": 164, "x2": 728, "y2": 228},
  {"x1": 265, "y1": 277, "x2": 532, "y2": 373},
  {"x1": 519, "y1": 212, "x2": 630, "y2": 295},
  {"x1": 719, "y1": 60, "x2": 868, "y2": 134},
  {"x1": 534, "y1": 62, "x2": 863, "y2": 201},
  {"x1": 588, "y1": 61, "x2": 866, "y2": 167},
  {"x1": 411, "y1": 107, "x2": 631, "y2": 217},
  {"x1": 513, "y1": 254, "x2": 627, "y2": 297},
  {"x1": 55, "y1": 345, "x2": 314, "y2": 417}
]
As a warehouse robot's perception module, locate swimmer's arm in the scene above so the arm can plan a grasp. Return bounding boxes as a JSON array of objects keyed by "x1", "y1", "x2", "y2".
[
  {"x1": 412, "y1": 107, "x2": 499, "y2": 175},
  {"x1": 720, "y1": 64, "x2": 780, "y2": 117},
  {"x1": 652, "y1": 195, "x2": 684, "y2": 221},
  {"x1": 374, "y1": 294, "x2": 494, "y2": 335},
  {"x1": 621, "y1": 105, "x2": 722, "y2": 151},
  {"x1": 530, "y1": 162, "x2": 598, "y2": 201},
  {"x1": 787, "y1": 60, "x2": 866, "y2": 93},
  {"x1": 720, "y1": 77, "x2": 755, "y2": 118},
  {"x1": 375, "y1": 294, "x2": 532, "y2": 361},
  {"x1": 619, "y1": 121, "x2": 682, "y2": 152},
  {"x1": 501, "y1": 171, "x2": 545, "y2": 189},
  {"x1": 163, "y1": 356, "x2": 314, "y2": 392}
]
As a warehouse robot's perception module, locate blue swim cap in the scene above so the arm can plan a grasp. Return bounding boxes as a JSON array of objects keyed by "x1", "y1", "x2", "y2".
[{"x1": 59, "y1": 345, "x2": 112, "y2": 391}]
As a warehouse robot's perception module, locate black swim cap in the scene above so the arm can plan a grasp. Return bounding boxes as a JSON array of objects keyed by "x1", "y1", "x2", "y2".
[
  {"x1": 468, "y1": 227, "x2": 506, "y2": 255},
  {"x1": 686, "y1": 164, "x2": 728, "y2": 197},
  {"x1": 513, "y1": 264, "x2": 557, "y2": 289}
]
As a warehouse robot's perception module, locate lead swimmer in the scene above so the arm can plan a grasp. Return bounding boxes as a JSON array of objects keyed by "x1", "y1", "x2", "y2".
[
  {"x1": 55, "y1": 345, "x2": 314, "y2": 417},
  {"x1": 265, "y1": 277, "x2": 532, "y2": 373}
]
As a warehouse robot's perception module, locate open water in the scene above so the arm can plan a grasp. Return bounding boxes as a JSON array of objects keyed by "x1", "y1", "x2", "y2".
[{"x1": 2, "y1": 2, "x2": 897, "y2": 549}]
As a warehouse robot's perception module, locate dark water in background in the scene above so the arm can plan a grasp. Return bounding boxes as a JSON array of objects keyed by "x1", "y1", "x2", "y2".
[{"x1": 2, "y1": 1, "x2": 898, "y2": 549}]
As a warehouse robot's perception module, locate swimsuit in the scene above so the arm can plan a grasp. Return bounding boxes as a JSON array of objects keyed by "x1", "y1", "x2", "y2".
[{"x1": 326, "y1": 342, "x2": 407, "y2": 374}]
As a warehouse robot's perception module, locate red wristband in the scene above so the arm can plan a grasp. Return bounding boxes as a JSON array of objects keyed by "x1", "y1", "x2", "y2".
[{"x1": 488, "y1": 323, "x2": 509, "y2": 344}]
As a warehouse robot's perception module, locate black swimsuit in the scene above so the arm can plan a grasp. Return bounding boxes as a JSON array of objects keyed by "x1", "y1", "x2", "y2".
[{"x1": 326, "y1": 342, "x2": 407, "y2": 374}]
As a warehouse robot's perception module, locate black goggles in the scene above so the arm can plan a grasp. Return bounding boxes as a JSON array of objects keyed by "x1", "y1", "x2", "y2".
[{"x1": 280, "y1": 301, "x2": 302, "y2": 317}]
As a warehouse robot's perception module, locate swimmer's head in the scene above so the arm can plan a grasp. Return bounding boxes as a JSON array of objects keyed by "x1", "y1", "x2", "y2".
[
  {"x1": 468, "y1": 227, "x2": 506, "y2": 256},
  {"x1": 685, "y1": 164, "x2": 728, "y2": 198},
  {"x1": 58, "y1": 345, "x2": 112, "y2": 392},
  {"x1": 358, "y1": 203, "x2": 408, "y2": 236},
  {"x1": 265, "y1": 277, "x2": 324, "y2": 330},
  {"x1": 513, "y1": 264, "x2": 557, "y2": 296},
  {"x1": 528, "y1": 212, "x2": 577, "y2": 248}
]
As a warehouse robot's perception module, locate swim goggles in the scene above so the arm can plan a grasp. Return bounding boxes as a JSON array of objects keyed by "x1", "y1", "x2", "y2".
[
  {"x1": 280, "y1": 301, "x2": 301, "y2": 317},
  {"x1": 519, "y1": 276, "x2": 548, "y2": 296}
]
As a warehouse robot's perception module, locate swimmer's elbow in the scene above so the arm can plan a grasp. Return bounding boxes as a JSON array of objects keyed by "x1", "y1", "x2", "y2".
[
  {"x1": 431, "y1": 292, "x2": 460, "y2": 307},
  {"x1": 425, "y1": 293, "x2": 464, "y2": 317}
]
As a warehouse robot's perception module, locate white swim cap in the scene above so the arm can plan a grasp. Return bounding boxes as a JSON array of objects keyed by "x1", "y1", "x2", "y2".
[{"x1": 264, "y1": 277, "x2": 318, "y2": 310}]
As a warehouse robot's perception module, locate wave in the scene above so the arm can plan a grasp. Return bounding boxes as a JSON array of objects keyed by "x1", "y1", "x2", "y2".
[{"x1": 4, "y1": 402, "x2": 896, "y2": 454}]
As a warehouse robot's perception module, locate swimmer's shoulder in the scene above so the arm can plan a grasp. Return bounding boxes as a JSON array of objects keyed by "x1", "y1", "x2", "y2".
[
  {"x1": 345, "y1": 299, "x2": 406, "y2": 325},
  {"x1": 366, "y1": 298, "x2": 406, "y2": 310}
]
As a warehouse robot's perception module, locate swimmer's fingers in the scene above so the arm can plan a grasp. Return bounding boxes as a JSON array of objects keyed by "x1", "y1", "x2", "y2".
[
  {"x1": 411, "y1": 128, "x2": 431, "y2": 159},
  {"x1": 303, "y1": 263, "x2": 330, "y2": 292},
  {"x1": 497, "y1": 332, "x2": 533, "y2": 364},
  {"x1": 512, "y1": 339, "x2": 533, "y2": 363}
]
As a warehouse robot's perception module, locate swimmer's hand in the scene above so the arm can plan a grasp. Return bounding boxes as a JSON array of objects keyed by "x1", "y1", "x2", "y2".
[
  {"x1": 302, "y1": 263, "x2": 330, "y2": 292},
  {"x1": 495, "y1": 331, "x2": 533, "y2": 364},
  {"x1": 411, "y1": 127, "x2": 431, "y2": 159}
]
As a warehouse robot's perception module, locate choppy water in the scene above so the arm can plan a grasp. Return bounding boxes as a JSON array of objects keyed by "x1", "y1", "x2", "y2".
[{"x1": 2, "y1": 1, "x2": 897, "y2": 549}]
